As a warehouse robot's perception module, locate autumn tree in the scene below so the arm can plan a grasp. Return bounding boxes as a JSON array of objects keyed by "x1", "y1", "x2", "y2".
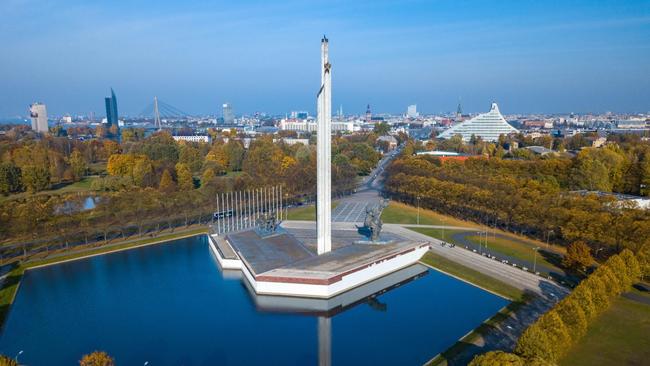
[
  {"x1": 562, "y1": 241, "x2": 593, "y2": 273},
  {"x1": 21, "y1": 165, "x2": 51, "y2": 192},
  {"x1": 373, "y1": 122, "x2": 390, "y2": 136},
  {"x1": 176, "y1": 163, "x2": 194, "y2": 191},
  {"x1": 178, "y1": 143, "x2": 203, "y2": 173},
  {"x1": 0, "y1": 354, "x2": 18, "y2": 366},
  {"x1": 0, "y1": 162, "x2": 22, "y2": 195},
  {"x1": 205, "y1": 143, "x2": 229, "y2": 173},
  {"x1": 79, "y1": 351, "x2": 114, "y2": 366},
  {"x1": 554, "y1": 298, "x2": 588, "y2": 337},
  {"x1": 201, "y1": 168, "x2": 216, "y2": 189},
  {"x1": 159, "y1": 169, "x2": 176, "y2": 193},
  {"x1": 469, "y1": 351, "x2": 525, "y2": 366},
  {"x1": 68, "y1": 149, "x2": 87, "y2": 181},
  {"x1": 224, "y1": 140, "x2": 245, "y2": 171},
  {"x1": 515, "y1": 310, "x2": 571, "y2": 363}
]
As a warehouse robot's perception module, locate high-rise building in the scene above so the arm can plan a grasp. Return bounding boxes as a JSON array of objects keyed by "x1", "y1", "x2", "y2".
[
  {"x1": 407, "y1": 104, "x2": 418, "y2": 118},
  {"x1": 438, "y1": 102, "x2": 518, "y2": 142},
  {"x1": 29, "y1": 103, "x2": 48, "y2": 133},
  {"x1": 222, "y1": 103, "x2": 235, "y2": 125},
  {"x1": 104, "y1": 88, "x2": 119, "y2": 127}
]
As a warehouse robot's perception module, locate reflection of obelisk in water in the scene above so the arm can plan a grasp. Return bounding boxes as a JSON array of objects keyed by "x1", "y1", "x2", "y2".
[
  {"x1": 318, "y1": 316, "x2": 332, "y2": 366},
  {"x1": 317, "y1": 36, "x2": 332, "y2": 255}
]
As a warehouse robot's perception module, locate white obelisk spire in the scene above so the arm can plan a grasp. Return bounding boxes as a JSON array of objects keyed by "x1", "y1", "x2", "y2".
[{"x1": 317, "y1": 35, "x2": 332, "y2": 255}]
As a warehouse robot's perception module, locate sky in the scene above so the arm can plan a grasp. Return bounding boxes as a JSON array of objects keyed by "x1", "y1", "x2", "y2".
[{"x1": 0, "y1": 0, "x2": 649, "y2": 117}]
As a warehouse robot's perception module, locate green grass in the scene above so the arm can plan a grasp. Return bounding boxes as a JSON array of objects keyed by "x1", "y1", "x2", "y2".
[
  {"x1": 406, "y1": 227, "x2": 466, "y2": 244},
  {"x1": 464, "y1": 234, "x2": 563, "y2": 274},
  {"x1": 560, "y1": 296, "x2": 650, "y2": 366},
  {"x1": 0, "y1": 266, "x2": 25, "y2": 328},
  {"x1": 408, "y1": 226, "x2": 564, "y2": 276},
  {"x1": 286, "y1": 202, "x2": 339, "y2": 221},
  {"x1": 381, "y1": 201, "x2": 469, "y2": 226},
  {"x1": 420, "y1": 251, "x2": 524, "y2": 301},
  {"x1": 0, "y1": 226, "x2": 208, "y2": 329}
]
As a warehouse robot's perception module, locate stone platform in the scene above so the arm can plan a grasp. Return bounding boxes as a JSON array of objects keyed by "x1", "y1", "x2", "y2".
[{"x1": 209, "y1": 221, "x2": 430, "y2": 299}]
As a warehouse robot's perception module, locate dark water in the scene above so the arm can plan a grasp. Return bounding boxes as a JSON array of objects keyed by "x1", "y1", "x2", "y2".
[{"x1": 0, "y1": 236, "x2": 506, "y2": 365}]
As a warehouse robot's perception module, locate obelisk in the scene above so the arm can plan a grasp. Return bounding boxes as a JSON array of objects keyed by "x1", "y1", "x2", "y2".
[{"x1": 317, "y1": 36, "x2": 332, "y2": 255}]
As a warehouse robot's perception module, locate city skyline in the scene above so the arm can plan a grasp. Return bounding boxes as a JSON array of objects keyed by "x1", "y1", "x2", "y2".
[{"x1": 1, "y1": 0, "x2": 649, "y2": 117}]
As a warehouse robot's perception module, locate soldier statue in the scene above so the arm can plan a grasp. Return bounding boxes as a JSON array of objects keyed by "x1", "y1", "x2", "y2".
[{"x1": 359, "y1": 199, "x2": 389, "y2": 242}]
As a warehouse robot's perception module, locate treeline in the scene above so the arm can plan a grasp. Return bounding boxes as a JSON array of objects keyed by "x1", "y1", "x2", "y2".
[
  {"x1": 420, "y1": 133, "x2": 650, "y2": 196},
  {"x1": 469, "y1": 246, "x2": 648, "y2": 365},
  {"x1": 0, "y1": 133, "x2": 114, "y2": 194},
  {"x1": 0, "y1": 129, "x2": 383, "y2": 261},
  {"x1": 384, "y1": 152, "x2": 650, "y2": 255}
]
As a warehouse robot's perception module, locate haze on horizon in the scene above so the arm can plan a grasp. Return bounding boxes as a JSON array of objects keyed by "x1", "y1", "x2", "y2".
[{"x1": 1, "y1": 0, "x2": 649, "y2": 118}]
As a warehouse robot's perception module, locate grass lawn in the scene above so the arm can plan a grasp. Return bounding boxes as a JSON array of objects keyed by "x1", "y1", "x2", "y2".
[
  {"x1": 406, "y1": 227, "x2": 466, "y2": 244},
  {"x1": 560, "y1": 296, "x2": 650, "y2": 366},
  {"x1": 386, "y1": 201, "x2": 564, "y2": 253},
  {"x1": 381, "y1": 201, "x2": 473, "y2": 227},
  {"x1": 286, "y1": 202, "x2": 339, "y2": 221},
  {"x1": 464, "y1": 234, "x2": 563, "y2": 273},
  {"x1": 420, "y1": 251, "x2": 524, "y2": 301},
  {"x1": 410, "y1": 227, "x2": 564, "y2": 276},
  {"x1": 0, "y1": 226, "x2": 208, "y2": 328}
]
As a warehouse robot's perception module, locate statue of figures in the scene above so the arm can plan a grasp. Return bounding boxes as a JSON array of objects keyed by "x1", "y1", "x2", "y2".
[
  {"x1": 360, "y1": 199, "x2": 389, "y2": 242},
  {"x1": 256, "y1": 213, "x2": 281, "y2": 236}
]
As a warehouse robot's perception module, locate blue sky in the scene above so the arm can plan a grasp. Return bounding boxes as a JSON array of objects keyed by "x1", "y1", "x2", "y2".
[{"x1": 1, "y1": 0, "x2": 649, "y2": 117}]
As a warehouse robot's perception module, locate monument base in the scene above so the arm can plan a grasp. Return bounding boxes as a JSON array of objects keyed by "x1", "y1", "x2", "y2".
[
  {"x1": 208, "y1": 223, "x2": 429, "y2": 299},
  {"x1": 353, "y1": 239, "x2": 394, "y2": 245}
]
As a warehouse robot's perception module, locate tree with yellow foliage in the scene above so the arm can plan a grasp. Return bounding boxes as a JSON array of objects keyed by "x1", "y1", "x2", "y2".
[
  {"x1": 176, "y1": 163, "x2": 194, "y2": 191},
  {"x1": 158, "y1": 169, "x2": 176, "y2": 193},
  {"x1": 79, "y1": 351, "x2": 114, "y2": 366}
]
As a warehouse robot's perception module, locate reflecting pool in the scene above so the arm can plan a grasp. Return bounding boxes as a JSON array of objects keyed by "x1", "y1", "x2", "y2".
[{"x1": 0, "y1": 235, "x2": 507, "y2": 365}]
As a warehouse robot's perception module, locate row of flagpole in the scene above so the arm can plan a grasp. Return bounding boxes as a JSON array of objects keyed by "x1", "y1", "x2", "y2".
[{"x1": 213, "y1": 185, "x2": 283, "y2": 235}]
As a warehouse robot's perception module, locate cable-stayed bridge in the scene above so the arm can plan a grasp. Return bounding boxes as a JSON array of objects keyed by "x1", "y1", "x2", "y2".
[{"x1": 138, "y1": 97, "x2": 190, "y2": 128}]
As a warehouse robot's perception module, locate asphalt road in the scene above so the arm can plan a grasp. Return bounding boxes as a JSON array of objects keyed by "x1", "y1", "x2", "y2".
[{"x1": 331, "y1": 144, "x2": 402, "y2": 223}]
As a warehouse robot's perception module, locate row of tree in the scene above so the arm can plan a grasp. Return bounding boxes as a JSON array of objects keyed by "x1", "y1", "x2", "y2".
[
  {"x1": 469, "y1": 246, "x2": 648, "y2": 365},
  {"x1": 0, "y1": 131, "x2": 384, "y2": 260},
  {"x1": 419, "y1": 132, "x2": 650, "y2": 196},
  {"x1": 384, "y1": 154, "x2": 650, "y2": 255}
]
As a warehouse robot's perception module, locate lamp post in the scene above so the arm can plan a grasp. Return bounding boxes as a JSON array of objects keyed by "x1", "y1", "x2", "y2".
[
  {"x1": 416, "y1": 196, "x2": 421, "y2": 225},
  {"x1": 485, "y1": 228, "x2": 488, "y2": 252},
  {"x1": 477, "y1": 231, "x2": 483, "y2": 254},
  {"x1": 15, "y1": 350, "x2": 23, "y2": 363},
  {"x1": 533, "y1": 247, "x2": 540, "y2": 273},
  {"x1": 441, "y1": 217, "x2": 445, "y2": 241},
  {"x1": 546, "y1": 230, "x2": 553, "y2": 249}
]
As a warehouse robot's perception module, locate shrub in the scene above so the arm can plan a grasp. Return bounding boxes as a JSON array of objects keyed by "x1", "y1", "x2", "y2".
[
  {"x1": 554, "y1": 297, "x2": 588, "y2": 337},
  {"x1": 469, "y1": 351, "x2": 525, "y2": 366},
  {"x1": 619, "y1": 249, "x2": 642, "y2": 282},
  {"x1": 0, "y1": 354, "x2": 18, "y2": 366},
  {"x1": 568, "y1": 285, "x2": 597, "y2": 321},
  {"x1": 581, "y1": 276, "x2": 611, "y2": 313},
  {"x1": 79, "y1": 351, "x2": 114, "y2": 366},
  {"x1": 593, "y1": 265, "x2": 625, "y2": 296},
  {"x1": 515, "y1": 310, "x2": 572, "y2": 363},
  {"x1": 603, "y1": 255, "x2": 632, "y2": 289}
]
